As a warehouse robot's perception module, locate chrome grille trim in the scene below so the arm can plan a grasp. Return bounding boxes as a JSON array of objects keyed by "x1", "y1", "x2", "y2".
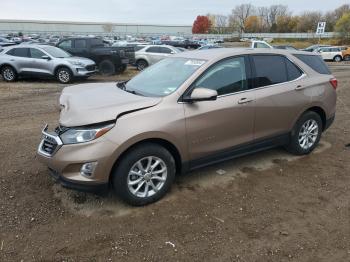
[{"x1": 38, "y1": 124, "x2": 63, "y2": 157}]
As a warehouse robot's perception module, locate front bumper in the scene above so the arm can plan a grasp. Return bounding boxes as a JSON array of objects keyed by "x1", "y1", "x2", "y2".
[
  {"x1": 72, "y1": 64, "x2": 98, "y2": 77},
  {"x1": 37, "y1": 125, "x2": 117, "y2": 191}
]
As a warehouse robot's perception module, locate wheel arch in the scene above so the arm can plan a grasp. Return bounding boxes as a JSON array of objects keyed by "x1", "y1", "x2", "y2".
[
  {"x1": 0, "y1": 63, "x2": 18, "y2": 74},
  {"x1": 54, "y1": 65, "x2": 73, "y2": 75},
  {"x1": 296, "y1": 106, "x2": 327, "y2": 131},
  {"x1": 109, "y1": 138, "x2": 183, "y2": 183}
]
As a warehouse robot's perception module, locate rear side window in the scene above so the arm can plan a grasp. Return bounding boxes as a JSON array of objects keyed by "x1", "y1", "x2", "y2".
[
  {"x1": 252, "y1": 55, "x2": 287, "y2": 87},
  {"x1": 6, "y1": 48, "x2": 29, "y2": 57},
  {"x1": 293, "y1": 54, "x2": 331, "y2": 75},
  {"x1": 286, "y1": 59, "x2": 303, "y2": 81},
  {"x1": 75, "y1": 39, "x2": 87, "y2": 48},
  {"x1": 146, "y1": 47, "x2": 160, "y2": 53}
]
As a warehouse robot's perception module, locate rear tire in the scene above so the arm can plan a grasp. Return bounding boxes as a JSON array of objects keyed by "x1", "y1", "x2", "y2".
[
  {"x1": 99, "y1": 60, "x2": 116, "y2": 75},
  {"x1": 1, "y1": 66, "x2": 17, "y2": 82},
  {"x1": 285, "y1": 111, "x2": 322, "y2": 155},
  {"x1": 136, "y1": 59, "x2": 148, "y2": 71},
  {"x1": 56, "y1": 67, "x2": 72, "y2": 84},
  {"x1": 333, "y1": 55, "x2": 342, "y2": 62},
  {"x1": 112, "y1": 143, "x2": 176, "y2": 206}
]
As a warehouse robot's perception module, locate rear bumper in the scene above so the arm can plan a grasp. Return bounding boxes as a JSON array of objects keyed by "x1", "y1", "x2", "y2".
[{"x1": 324, "y1": 115, "x2": 335, "y2": 131}]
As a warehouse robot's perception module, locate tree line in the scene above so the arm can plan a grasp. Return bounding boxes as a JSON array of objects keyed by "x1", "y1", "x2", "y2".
[{"x1": 192, "y1": 3, "x2": 350, "y2": 37}]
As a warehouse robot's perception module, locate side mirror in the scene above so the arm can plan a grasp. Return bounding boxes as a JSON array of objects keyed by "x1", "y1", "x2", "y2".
[
  {"x1": 185, "y1": 88, "x2": 218, "y2": 102},
  {"x1": 42, "y1": 55, "x2": 51, "y2": 60}
]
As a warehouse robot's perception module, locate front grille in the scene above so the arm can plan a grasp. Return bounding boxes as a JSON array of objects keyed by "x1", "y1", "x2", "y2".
[
  {"x1": 41, "y1": 135, "x2": 58, "y2": 155},
  {"x1": 85, "y1": 65, "x2": 96, "y2": 71}
]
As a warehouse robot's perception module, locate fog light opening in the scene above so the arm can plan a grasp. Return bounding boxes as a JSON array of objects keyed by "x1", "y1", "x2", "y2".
[{"x1": 80, "y1": 162, "x2": 98, "y2": 177}]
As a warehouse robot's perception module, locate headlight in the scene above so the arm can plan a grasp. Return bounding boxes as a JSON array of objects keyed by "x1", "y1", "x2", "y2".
[
  {"x1": 60, "y1": 123, "x2": 115, "y2": 144},
  {"x1": 69, "y1": 61, "x2": 84, "y2": 67}
]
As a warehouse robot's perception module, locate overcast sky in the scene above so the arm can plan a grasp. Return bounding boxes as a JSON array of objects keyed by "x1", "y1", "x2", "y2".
[{"x1": 0, "y1": 0, "x2": 348, "y2": 25}]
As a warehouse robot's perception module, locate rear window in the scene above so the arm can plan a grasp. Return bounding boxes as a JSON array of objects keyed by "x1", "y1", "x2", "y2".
[{"x1": 293, "y1": 54, "x2": 331, "y2": 75}]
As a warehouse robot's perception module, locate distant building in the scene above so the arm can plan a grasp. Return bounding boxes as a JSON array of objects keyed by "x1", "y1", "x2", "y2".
[{"x1": 0, "y1": 19, "x2": 192, "y2": 36}]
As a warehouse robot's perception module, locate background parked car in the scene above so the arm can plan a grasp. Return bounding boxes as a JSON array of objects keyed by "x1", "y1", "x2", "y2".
[
  {"x1": 57, "y1": 37, "x2": 135, "y2": 75},
  {"x1": 341, "y1": 47, "x2": 350, "y2": 61},
  {"x1": 302, "y1": 44, "x2": 331, "y2": 52},
  {"x1": 315, "y1": 46, "x2": 343, "y2": 62},
  {"x1": 134, "y1": 45, "x2": 182, "y2": 70},
  {"x1": 273, "y1": 45, "x2": 298, "y2": 50},
  {"x1": 0, "y1": 45, "x2": 97, "y2": 83},
  {"x1": 0, "y1": 37, "x2": 16, "y2": 47}
]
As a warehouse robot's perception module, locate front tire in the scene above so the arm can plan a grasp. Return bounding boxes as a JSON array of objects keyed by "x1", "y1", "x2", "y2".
[
  {"x1": 1, "y1": 66, "x2": 17, "y2": 82},
  {"x1": 99, "y1": 60, "x2": 116, "y2": 75},
  {"x1": 112, "y1": 143, "x2": 176, "y2": 206},
  {"x1": 136, "y1": 59, "x2": 148, "y2": 71},
  {"x1": 333, "y1": 55, "x2": 342, "y2": 62},
  {"x1": 56, "y1": 67, "x2": 72, "y2": 84},
  {"x1": 285, "y1": 111, "x2": 322, "y2": 155}
]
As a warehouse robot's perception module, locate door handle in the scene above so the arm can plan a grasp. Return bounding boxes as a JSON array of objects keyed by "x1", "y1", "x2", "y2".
[
  {"x1": 238, "y1": 98, "x2": 254, "y2": 104},
  {"x1": 295, "y1": 85, "x2": 305, "y2": 90}
]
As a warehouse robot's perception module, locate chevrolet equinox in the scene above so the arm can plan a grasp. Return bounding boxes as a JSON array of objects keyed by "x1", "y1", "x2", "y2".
[{"x1": 37, "y1": 48, "x2": 337, "y2": 206}]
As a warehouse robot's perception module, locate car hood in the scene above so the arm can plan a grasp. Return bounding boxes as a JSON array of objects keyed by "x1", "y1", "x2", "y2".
[
  {"x1": 59, "y1": 82, "x2": 162, "y2": 127},
  {"x1": 64, "y1": 56, "x2": 95, "y2": 65}
]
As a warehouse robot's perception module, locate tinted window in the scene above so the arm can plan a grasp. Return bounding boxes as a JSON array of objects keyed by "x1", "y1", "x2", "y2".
[
  {"x1": 255, "y1": 42, "x2": 270, "y2": 48},
  {"x1": 159, "y1": 47, "x2": 172, "y2": 54},
  {"x1": 194, "y1": 57, "x2": 247, "y2": 96},
  {"x1": 252, "y1": 55, "x2": 287, "y2": 87},
  {"x1": 146, "y1": 47, "x2": 160, "y2": 53},
  {"x1": 7, "y1": 48, "x2": 29, "y2": 58},
  {"x1": 286, "y1": 59, "x2": 303, "y2": 81},
  {"x1": 30, "y1": 48, "x2": 46, "y2": 59},
  {"x1": 58, "y1": 40, "x2": 72, "y2": 49},
  {"x1": 75, "y1": 39, "x2": 87, "y2": 48},
  {"x1": 90, "y1": 38, "x2": 104, "y2": 47},
  {"x1": 293, "y1": 54, "x2": 331, "y2": 75}
]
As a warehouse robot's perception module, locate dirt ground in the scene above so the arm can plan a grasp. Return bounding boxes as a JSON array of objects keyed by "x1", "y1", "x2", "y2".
[{"x1": 0, "y1": 64, "x2": 349, "y2": 262}]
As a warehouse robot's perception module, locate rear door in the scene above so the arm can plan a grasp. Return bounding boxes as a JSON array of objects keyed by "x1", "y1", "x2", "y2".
[
  {"x1": 72, "y1": 39, "x2": 89, "y2": 58},
  {"x1": 6, "y1": 47, "x2": 32, "y2": 73},
  {"x1": 184, "y1": 56, "x2": 255, "y2": 163},
  {"x1": 145, "y1": 46, "x2": 163, "y2": 64},
  {"x1": 250, "y1": 54, "x2": 307, "y2": 140}
]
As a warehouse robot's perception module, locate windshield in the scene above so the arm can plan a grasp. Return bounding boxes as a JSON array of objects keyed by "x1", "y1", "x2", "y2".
[
  {"x1": 41, "y1": 46, "x2": 72, "y2": 58},
  {"x1": 125, "y1": 58, "x2": 206, "y2": 97}
]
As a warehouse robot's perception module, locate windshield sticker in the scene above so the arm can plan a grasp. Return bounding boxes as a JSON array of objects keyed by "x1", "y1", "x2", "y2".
[
  {"x1": 163, "y1": 87, "x2": 177, "y2": 94},
  {"x1": 185, "y1": 60, "x2": 206, "y2": 67}
]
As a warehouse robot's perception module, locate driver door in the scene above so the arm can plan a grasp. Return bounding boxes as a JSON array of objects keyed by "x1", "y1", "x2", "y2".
[{"x1": 183, "y1": 56, "x2": 255, "y2": 164}]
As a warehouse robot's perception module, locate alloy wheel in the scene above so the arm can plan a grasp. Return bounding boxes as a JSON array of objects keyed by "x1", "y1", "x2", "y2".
[
  {"x1": 58, "y1": 70, "x2": 70, "y2": 83},
  {"x1": 127, "y1": 156, "x2": 167, "y2": 198},
  {"x1": 3, "y1": 68, "x2": 15, "y2": 81},
  {"x1": 298, "y1": 119, "x2": 319, "y2": 150}
]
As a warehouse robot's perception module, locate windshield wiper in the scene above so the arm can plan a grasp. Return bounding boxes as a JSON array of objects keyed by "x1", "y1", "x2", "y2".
[{"x1": 116, "y1": 81, "x2": 144, "y2": 96}]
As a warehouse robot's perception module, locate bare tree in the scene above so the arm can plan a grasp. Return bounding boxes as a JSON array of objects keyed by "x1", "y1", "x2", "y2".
[
  {"x1": 257, "y1": 6, "x2": 270, "y2": 32},
  {"x1": 230, "y1": 4, "x2": 255, "y2": 33},
  {"x1": 102, "y1": 23, "x2": 114, "y2": 34},
  {"x1": 215, "y1": 15, "x2": 228, "y2": 34},
  {"x1": 269, "y1": 5, "x2": 289, "y2": 26}
]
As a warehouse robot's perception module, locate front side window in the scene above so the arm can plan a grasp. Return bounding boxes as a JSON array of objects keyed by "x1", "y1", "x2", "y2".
[
  {"x1": 41, "y1": 46, "x2": 71, "y2": 58},
  {"x1": 252, "y1": 55, "x2": 288, "y2": 87},
  {"x1": 58, "y1": 40, "x2": 72, "y2": 49},
  {"x1": 30, "y1": 48, "x2": 46, "y2": 59},
  {"x1": 125, "y1": 58, "x2": 205, "y2": 97},
  {"x1": 193, "y1": 57, "x2": 247, "y2": 96}
]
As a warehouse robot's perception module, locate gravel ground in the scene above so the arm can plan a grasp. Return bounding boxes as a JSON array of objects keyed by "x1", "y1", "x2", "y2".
[{"x1": 0, "y1": 64, "x2": 349, "y2": 262}]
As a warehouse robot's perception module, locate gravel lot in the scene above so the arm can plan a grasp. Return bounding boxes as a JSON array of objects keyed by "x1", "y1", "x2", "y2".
[{"x1": 0, "y1": 64, "x2": 349, "y2": 261}]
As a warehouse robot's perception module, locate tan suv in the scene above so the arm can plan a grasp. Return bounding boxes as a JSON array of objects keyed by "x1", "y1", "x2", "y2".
[{"x1": 37, "y1": 48, "x2": 337, "y2": 206}]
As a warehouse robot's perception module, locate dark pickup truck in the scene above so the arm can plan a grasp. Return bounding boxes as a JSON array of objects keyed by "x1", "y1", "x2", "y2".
[
  {"x1": 161, "y1": 40, "x2": 201, "y2": 49},
  {"x1": 57, "y1": 37, "x2": 135, "y2": 75}
]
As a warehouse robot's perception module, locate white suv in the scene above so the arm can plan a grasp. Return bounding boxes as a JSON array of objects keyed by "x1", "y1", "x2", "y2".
[{"x1": 315, "y1": 47, "x2": 343, "y2": 62}]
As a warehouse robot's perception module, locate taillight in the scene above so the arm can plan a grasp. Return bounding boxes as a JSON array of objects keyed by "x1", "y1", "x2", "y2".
[{"x1": 329, "y1": 78, "x2": 338, "y2": 90}]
